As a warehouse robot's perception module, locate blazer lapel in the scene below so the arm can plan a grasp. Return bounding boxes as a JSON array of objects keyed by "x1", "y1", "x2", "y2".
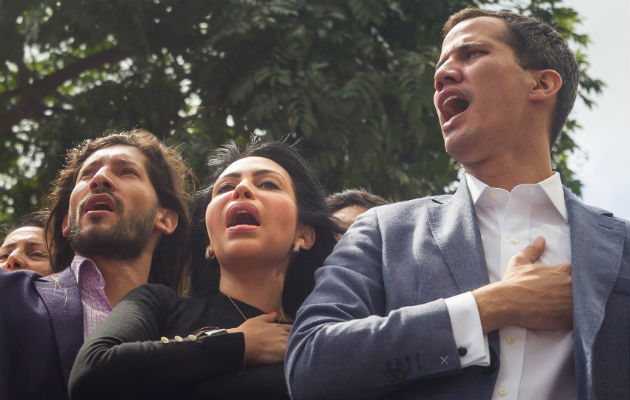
[
  {"x1": 565, "y1": 189, "x2": 626, "y2": 390},
  {"x1": 427, "y1": 178, "x2": 500, "y2": 371},
  {"x1": 35, "y1": 267, "x2": 83, "y2": 386},
  {"x1": 427, "y1": 178, "x2": 489, "y2": 292}
]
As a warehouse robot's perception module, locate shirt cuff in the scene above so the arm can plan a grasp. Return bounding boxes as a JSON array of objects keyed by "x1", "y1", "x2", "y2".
[{"x1": 444, "y1": 291, "x2": 490, "y2": 367}]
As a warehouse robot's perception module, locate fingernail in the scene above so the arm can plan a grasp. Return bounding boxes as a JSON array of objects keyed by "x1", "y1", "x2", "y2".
[{"x1": 534, "y1": 236, "x2": 543, "y2": 244}]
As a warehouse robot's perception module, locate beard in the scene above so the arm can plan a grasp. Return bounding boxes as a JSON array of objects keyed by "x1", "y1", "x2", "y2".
[{"x1": 68, "y1": 199, "x2": 158, "y2": 260}]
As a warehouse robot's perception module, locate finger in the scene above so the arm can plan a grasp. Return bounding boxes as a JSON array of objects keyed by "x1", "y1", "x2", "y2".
[
  {"x1": 268, "y1": 324, "x2": 291, "y2": 335},
  {"x1": 513, "y1": 236, "x2": 546, "y2": 264},
  {"x1": 245, "y1": 313, "x2": 277, "y2": 324},
  {"x1": 556, "y1": 262, "x2": 571, "y2": 273},
  {"x1": 260, "y1": 312, "x2": 279, "y2": 323}
]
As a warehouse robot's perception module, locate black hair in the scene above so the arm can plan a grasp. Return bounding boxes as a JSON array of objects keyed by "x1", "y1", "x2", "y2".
[
  {"x1": 326, "y1": 188, "x2": 390, "y2": 213},
  {"x1": 190, "y1": 138, "x2": 342, "y2": 317},
  {"x1": 1, "y1": 211, "x2": 49, "y2": 241}
]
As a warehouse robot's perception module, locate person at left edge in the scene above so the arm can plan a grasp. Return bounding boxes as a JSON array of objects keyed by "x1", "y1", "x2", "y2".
[
  {"x1": 1, "y1": 211, "x2": 51, "y2": 275},
  {"x1": 0, "y1": 129, "x2": 193, "y2": 400}
]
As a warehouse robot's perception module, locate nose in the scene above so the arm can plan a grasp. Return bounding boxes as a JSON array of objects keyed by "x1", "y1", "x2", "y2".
[
  {"x1": 434, "y1": 60, "x2": 462, "y2": 92},
  {"x1": 231, "y1": 180, "x2": 255, "y2": 200},
  {"x1": 89, "y1": 168, "x2": 115, "y2": 192},
  {"x1": 3, "y1": 251, "x2": 24, "y2": 271}
]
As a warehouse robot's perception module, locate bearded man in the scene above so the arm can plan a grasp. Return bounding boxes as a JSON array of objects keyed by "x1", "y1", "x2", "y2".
[{"x1": 0, "y1": 129, "x2": 194, "y2": 400}]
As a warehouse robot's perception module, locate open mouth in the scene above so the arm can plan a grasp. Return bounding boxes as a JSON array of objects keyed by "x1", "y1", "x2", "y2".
[
  {"x1": 438, "y1": 91, "x2": 469, "y2": 124},
  {"x1": 84, "y1": 194, "x2": 116, "y2": 213},
  {"x1": 226, "y1": 203, "x2": 260, "y2": 228}
]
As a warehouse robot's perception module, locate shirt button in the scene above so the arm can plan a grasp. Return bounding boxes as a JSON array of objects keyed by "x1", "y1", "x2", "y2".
[
  {"x1": 490, "y1": 192, "x2": 498, "y2": 201},
  {"x1": 160, "y1": 337, "x2": 169, "y2": 343},
  {"x1": 511, "y1": 237, "x2": 519, "y2": 244},
  {"x1": 506, "y1": 336, "x2": 515, "y2": 345},
  {"x1": 174, "y1": 335, "x2": 183, "y2": 342},
  {"x1": 498, "y1": 387, "x2": 509, "y2": 396}
]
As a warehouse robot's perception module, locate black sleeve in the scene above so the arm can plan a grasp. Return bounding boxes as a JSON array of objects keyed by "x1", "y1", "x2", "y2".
[
  {"x1": 68, "y1": 284, "x2": 245, "y2": 400},
  {"x1": 189, "y1": 363, "x2": 290, "y2": 400}
]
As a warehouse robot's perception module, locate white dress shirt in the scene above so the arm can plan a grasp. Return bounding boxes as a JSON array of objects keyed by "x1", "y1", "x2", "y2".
[{"x1": 445, "y1": 173, "x2": 575, "y2": 400}]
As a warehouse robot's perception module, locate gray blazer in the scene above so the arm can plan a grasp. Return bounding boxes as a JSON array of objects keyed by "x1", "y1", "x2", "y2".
[{"x1": 286, "y1": 179, "x2": 629, "y2": 400}]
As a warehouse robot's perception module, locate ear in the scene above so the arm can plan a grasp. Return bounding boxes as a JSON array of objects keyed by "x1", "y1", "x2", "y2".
[
  {"x1": 294, "y1": 224, "x2": 316, "y2": 251},
  {"x1": 529, "y1": 69, "x2": 562, "y2": 102},
  {"x1": 154, "y1": 207, "x2": 178, "y2": 235},
  {"x1": 205, "y1": 245, "x2": 215, "y2": 260},
  {"x1": 62, "y1": 214, "x2": 70, "y2": 238}
]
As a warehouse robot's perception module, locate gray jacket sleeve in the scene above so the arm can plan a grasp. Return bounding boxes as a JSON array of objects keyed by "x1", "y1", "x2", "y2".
[{"x1": 285, "y1": 206, "x2": 464, "y2": 400}]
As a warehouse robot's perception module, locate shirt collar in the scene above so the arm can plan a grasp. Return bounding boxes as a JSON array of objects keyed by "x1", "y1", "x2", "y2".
[
  {"x1": 70, "y1": 255, "x2": 105, "y2": 289},
  {"x1": 466, "y1": 173, "x2": 489, "y2": 204},
  {"x1": 465, "y1": 172, "x2": 568, "y2": 222},
  {"x1": 537, "y1": 172, "x2": 568, "y2": 222}
]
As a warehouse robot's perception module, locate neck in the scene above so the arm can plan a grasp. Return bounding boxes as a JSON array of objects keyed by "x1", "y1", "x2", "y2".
[
  {"x1": 218, "y1": 259, "x2": 288, "y2": 316},
  {"x1": 88, "y1": 250, "x2": 153, "y2": 307},
  {"x1": 462, "y1": 145, "x2": 553, "y2": 191}
]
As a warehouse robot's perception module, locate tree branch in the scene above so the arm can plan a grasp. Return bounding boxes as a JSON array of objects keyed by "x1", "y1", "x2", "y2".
[{"x1": 0, "y1": 46, "x2": 134, "y2": 136}]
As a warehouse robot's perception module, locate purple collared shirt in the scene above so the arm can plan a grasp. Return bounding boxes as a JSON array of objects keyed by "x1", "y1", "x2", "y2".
[{"x1": 70, "y1": 255, "x2": 112, "y2": 339}]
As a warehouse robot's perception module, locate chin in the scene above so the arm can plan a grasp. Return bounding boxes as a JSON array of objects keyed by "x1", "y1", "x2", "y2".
[
  {"x1": 444, "y1": 129, "x2": 479, "y2": 160},
  {"x1": 444, "y1": 136, "x2": 463, "y2": 157},
  {"x1": 221, "y1": 245, "x2": 261, "y2": 260}
]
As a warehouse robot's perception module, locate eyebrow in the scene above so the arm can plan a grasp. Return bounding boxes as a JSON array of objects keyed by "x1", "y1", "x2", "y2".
[
  {"x1": 436, "y1": 42, "x2": 485, "y2": 70},
  {"x1": 81, "y1": 158, "x2": 144, "y2": 172},
  {"x1": 24, "y1": 242, "x2": 46, "y2": 250},
  {"x1": 0, "y1": 241, "x2": 46, "y2": 251},
  {"x1": 221, "y1": 169, "x2": 285, "y2": 179}
]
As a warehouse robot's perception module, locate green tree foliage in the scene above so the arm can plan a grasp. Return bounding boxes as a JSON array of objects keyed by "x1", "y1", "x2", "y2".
[{"x1": 0, "y1": 0, "x2": 602, "y2": 221}]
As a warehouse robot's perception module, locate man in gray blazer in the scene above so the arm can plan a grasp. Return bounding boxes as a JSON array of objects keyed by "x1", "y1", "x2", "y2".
[{"x1": 286, "y1": 8, "x2": 629, "y2": 400}]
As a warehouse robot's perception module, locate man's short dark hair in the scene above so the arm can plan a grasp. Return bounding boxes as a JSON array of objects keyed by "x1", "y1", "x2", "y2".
[
  {"x1": 442, "y1": 7, "x2": 579, "y2": 146},
  {"x1": 326, "y1": 189, "x2": 390, "y2": 214},
  {"x1": 44, "y1": 129, "x2": 195, "y2": 295}
]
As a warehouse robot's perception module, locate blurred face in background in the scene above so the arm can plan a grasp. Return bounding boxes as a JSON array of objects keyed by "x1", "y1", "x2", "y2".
[
  {"x1": 0, "y1": 226, "x2": 51, "y2": 275},
  {"x1": 333, "y1": 205, "x2": 368, "y2": 231}
]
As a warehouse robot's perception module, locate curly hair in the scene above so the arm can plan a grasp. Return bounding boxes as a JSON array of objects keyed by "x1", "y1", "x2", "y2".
[{"x1": 44, "y1": 129, "x2": 195, "y2": 295}]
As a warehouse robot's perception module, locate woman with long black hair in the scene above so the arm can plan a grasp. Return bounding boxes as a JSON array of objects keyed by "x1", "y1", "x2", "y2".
[{"x1": 69, "y1": 139, "x2": 341, "y2": 399}]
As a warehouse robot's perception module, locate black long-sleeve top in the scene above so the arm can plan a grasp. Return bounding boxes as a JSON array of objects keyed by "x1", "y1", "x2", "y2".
[{"x1": 68, "y1": 284, "x2": 289, "y2": 399}]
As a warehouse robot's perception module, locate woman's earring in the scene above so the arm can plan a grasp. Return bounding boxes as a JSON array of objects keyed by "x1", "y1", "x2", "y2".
[
  {"x1": 293, "y1": 242, "x2": 301, "y2": 253},
  {"x1": 205, "y1": 246, "x2": 215, "y2": 260}
]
